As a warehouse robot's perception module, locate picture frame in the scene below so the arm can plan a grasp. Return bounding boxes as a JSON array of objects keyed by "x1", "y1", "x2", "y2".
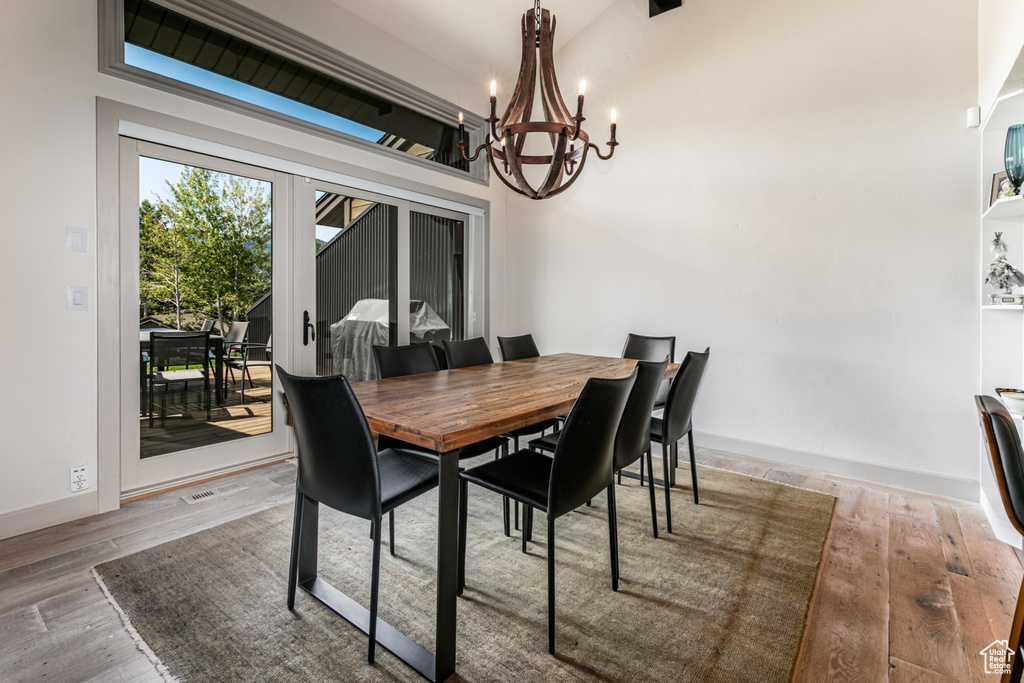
[{"x1": 991, "y1": 170, "x2": 1014, "y2": 206}]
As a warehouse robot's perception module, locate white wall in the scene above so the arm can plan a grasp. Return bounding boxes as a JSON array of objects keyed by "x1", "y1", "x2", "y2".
[
  {"x1": 979, "y1": 0, "x2": 1024, "y2": 110},
  {"x1": 503, "y1": 0, "x2": 980, "y2": 495},
  {"x1": 0, "y1": 0, "x2": 502, "y2": 533}
]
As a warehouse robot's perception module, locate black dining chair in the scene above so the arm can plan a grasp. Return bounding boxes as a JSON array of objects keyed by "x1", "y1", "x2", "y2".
[
  {"x1": 650, "y1": 348, "x2": 710, "y2": 533},
  {"x1": 457, "y1": 369, "x2": 636, "y2": 654},
  {"x1": 372, "y1": 344, "x2": 512, "y2": 534},
  {"x1": 976, "y1": 395, "x2": 1024, "y2": 683},
  {"x1": 530, "y1": 358, "x2": 668, "y2": 540},
  {"x1": 621, "y1": 333, "x2": 675, "y2": 409},
  {"x1": 147, "y1": 331, "x2": 212, "y2": 427},
  {"x1": 497, "y1": 333, "x2": 540, "y2": 361},
  {"x1": 276, "y1": 366, "x2": 438, "y2": 665},
  {"x1": 454, "y1": 335, "x2": 559, "y2": 532}
]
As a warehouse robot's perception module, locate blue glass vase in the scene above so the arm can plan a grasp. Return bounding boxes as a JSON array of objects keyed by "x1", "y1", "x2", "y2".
[{"x1": 1006, "y1": 124, "x2": 1024, "y2": 195}]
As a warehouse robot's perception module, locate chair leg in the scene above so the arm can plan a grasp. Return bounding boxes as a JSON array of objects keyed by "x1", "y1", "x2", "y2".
[
  {"x1": 688, "y1": 430, "x2": 699, "y2": 505},
  {"x1": 663, "y1": 442, "x2": 673, "y2": 534},
  {"x1": 1004, "y1": 577, "x2": 1024, "y2": 683},
  {"x1": 523, "y1": 505, "x2": 534, "y2": 552},
  {"x1": 388, "y1": 509, "x2": 395, "y2": 556},
  {"x1": 287, "y1": 490, "x2": 303, "y2": 609},
  {"x1": 639, "y1": 453, "x2": 645, "y2": 487},
  {"x1": 646, "y1": 450, "x2": 659, "y2": 538},
  {"x1": 499, "y1": 442, "x2": 511, "y2": 537},
  {"x1": 607, "y1": 484, "x2": 619, "y2": 591},
  {"x1": 368, "y1": 514, "x2": 382, "y2": 664},
  {"x1": 514, "y1": 436, "x2": 521, "y2": 531},
  {"x1": 458, "y1": 480, "x2": 468, "y2": 596},
  {"x1": 547, "y1": 517, "x2": 556, "y2": 655}
]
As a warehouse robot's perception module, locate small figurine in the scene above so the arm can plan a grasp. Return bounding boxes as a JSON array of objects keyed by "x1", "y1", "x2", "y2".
[{"x1": 986, "y1": 232, "x2": 1024, "y2": 298}]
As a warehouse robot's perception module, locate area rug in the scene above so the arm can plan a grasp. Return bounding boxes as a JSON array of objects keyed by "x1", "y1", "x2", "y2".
[{"x1": 95, "y1": 466, "x2": 834, "y2": 682}]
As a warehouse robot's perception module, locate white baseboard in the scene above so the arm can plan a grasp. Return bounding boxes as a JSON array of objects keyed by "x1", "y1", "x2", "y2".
[
  {"x1": 695, "y1": 431, "x2": 979, "y2": 502},
  {"x1": 0, "y1": 492, "x2": 98, "y2": 542}
]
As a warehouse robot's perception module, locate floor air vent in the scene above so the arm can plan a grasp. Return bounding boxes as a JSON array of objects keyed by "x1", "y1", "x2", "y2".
[{"x1": 182, "y1": 482, "x2": 247, "y2": 505}]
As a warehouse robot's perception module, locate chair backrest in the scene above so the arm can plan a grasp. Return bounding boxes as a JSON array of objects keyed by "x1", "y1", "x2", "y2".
[
  {"x1": 549, "y1": 369, "x2": 637, "y2": 518},
  {"x1": 614, "y1": 358, "x2": 670, "y2": 471},
  {"x1": 200, "y1": 320, "x2": 214, "y2": 332},
  {"x1": 150, "y1": 331, "x2": 210, "y2": 371},
  {"x1": 224, "y1": 321, "x2": 249, "y2": 345},
  {"x1": 661, "y1": 348, "x2": 710, "y2": 443},
  {"x1": 976, "y1": 395, "x2": 1024, "y2": 536},
  {"x1": 621, "y1": 333, "x2": 676, "y2": 363},
  {"x1": 443, "y1": 337, "x2": 494, "y2": 369},
  {"x1": 373, "y1": 343, "x2": 440, "y2": 379},
  {"x1": 276, "y1": 366, "x2": 381, "y2": 520},
  {"x1": 498, "y1": 334, "x2": 540, "y2": 361}
]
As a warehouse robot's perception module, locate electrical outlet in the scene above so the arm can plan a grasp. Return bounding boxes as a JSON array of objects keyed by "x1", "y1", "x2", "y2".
[{"x1": 69, "y1": 464, "x2": 89, "y2": 493}]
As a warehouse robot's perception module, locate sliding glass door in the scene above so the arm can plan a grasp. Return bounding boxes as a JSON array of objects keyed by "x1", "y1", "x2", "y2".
[
  {"x1": 294, "y1": 182, "x2": 472, "y2": 376},
  {"x1": 120, "y1": 140, "x2": 290, "y2": 495}
]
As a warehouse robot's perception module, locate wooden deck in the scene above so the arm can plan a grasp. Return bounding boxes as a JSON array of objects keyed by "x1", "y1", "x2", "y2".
[
  {"x1": 140, "y1": 366, "x2": 273, "y2": 458},
  {"x1": 0, "y1": 448, "x2": 1019, "y2": 681}
]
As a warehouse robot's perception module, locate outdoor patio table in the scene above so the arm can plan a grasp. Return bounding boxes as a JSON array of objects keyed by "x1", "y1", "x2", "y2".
[{"x1": 293, "y1": 353, "x2": 678, "y2": 681}]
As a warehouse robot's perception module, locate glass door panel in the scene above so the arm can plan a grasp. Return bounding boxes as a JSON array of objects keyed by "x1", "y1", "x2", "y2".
[
  {"x1": 313, "y1": 187, "x2": 398, "y2": 379},
  {"x1": 137, "y1": 156, "x2": 274, "y2": 458},
  {"x1": 410, "y1": 209, "x2": 466, "y2": 345}
]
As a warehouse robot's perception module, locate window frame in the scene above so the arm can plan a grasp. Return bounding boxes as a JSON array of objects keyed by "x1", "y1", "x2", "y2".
[{"x1": 99, "y1": 0, "x2": 489, "y2": 184}]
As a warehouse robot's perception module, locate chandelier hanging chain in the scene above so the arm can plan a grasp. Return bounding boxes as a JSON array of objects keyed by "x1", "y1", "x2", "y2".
[{"x1": 456, "y1": 3, "x2": 618, "y2": 200}]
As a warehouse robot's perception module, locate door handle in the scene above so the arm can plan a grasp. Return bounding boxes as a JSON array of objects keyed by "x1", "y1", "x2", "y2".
[{"x1": 303, "y1": 310, "x2": 315, "y2": 346}]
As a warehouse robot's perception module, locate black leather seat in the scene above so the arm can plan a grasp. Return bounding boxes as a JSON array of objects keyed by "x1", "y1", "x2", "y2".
[
  {"x1": 650, "y1": 348, "x2": 710, "y2": 533},
  {"x1": 276, "y1": 366, "x2": 438, "y2": 665},
  {"x1": 621, "y1": 333, "x2": 675, "y2": 409},
  {"x1": 457, "y1": 370, "x2": 636, "y2": 655},
  {"x1": 529, "y1": 358, "x2": 669, "y2": 539},
  {"x1": 373, "y1": 343, "x2": 511, "y2": 534},
  {"x1": 976, "y1": 395, "x2": 1024, "y2": 683}
]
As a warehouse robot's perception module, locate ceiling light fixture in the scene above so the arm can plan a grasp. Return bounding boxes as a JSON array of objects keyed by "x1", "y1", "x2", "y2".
[{"x1": 457, "y1": 1, "x2": 618, "y2": 200}]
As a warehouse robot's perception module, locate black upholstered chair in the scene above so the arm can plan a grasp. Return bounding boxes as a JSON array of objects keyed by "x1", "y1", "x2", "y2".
[
  {"x1": 651, "y1": 348, "x2": 710, "y2": 533},
  {"x1": 976, "y1": 395, "x2": 1024, "y2": 683},
  {"x1": 457, "y1": 369, "x2": 636, "y2": 654},
  {"x1": 621, "y1": 333, "x2": 675, "y2": 409},
  {"x1": 442, "y1": 336, "x2": 495, "y2": 369},
  {"x1": 529, "y1": 358, "x2": 669, "y2": 539},
  {"x1": 497, "y1": 333, "x2": 540, "y2": 361},
  {"x1": 372, "y1": 343, "x2": 512, "y2": 532},
  {"x1": 148, "y1": 331, "x2": 212, "y2": 427},
  {"x1": 276, "y1": 366, "x2": 438, "y2": 665}
]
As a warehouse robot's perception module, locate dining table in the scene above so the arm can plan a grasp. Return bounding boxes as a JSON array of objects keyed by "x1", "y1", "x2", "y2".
[{"x1": 299, "y1": 352, "x2": 677, "y2": 681}]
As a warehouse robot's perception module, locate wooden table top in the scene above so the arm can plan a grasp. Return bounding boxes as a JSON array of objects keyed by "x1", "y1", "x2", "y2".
[{"x1": 351, "y1": 353, "x2": 677, "y2": 453}]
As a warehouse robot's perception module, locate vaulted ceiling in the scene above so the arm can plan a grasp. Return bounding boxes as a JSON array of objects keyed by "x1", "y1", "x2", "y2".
[{"x1": 326, "y1": 0, "x2": 618, "y2": 82}]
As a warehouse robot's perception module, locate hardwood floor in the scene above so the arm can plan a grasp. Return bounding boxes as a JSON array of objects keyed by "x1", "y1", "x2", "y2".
[{"x1": 0, "y1": 447, "x2": 1018, "y2": 682}]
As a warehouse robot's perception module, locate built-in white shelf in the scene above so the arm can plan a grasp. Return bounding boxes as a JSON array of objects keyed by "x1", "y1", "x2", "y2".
[
  {"x1": 984, "y1": 89, "x2": 1024, "y2": 133},
  {"x1": 983, "y1": 196, "x2": 1024, "y2": 221},
  {"x1": 983, "y1": 304, "x2": 1024, "y2": 310}
]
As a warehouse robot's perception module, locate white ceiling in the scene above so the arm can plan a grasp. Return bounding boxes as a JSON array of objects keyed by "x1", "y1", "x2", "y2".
[{"x1": 326, "y1": 1, "x2": 618, "y2": 82}]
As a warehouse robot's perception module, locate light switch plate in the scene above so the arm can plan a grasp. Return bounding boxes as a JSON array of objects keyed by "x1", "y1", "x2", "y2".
[
  {"x1": 67, "y1": 285, "x2": 88, "y2": 311},
  {"x1": 66, "y1": 226, "x2": 87, "y2": 253}
]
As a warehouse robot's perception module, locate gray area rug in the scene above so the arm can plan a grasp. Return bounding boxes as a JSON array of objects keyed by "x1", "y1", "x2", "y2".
[{"x1": 96, "y1": 465, "x2": 834, "y2": 682}]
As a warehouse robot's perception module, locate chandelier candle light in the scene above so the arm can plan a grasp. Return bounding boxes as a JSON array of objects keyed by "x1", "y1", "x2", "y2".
[{"x1": 457, "y1": 1, "x2": 618, "y2": 200}]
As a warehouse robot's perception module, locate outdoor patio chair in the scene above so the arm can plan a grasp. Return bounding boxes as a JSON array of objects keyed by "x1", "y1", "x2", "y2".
[
  {"x1": 225, "y1": 334, "x2": 272, "y2": 405},
  {"x1": 148, "y1": 331, "x2": 212, "y2": 427}
]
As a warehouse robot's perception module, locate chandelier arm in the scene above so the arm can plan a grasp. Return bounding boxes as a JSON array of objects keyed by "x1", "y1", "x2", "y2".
[
  {"x1": 588, "y1": 140, "x2": 618, "y2": 161},
  {"x1": 457, "y1": 139, "x2": 491, "y2": 163}
]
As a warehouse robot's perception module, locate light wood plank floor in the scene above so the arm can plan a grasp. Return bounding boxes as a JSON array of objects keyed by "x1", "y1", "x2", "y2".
[{"x1": 0, "y1": 447, "x2": 1018, "y2": 682}]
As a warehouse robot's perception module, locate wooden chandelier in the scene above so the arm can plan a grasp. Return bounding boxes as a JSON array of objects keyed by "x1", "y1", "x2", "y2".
[{"x1": 457, "y1": 2, "x2": 618, "y2": 200}]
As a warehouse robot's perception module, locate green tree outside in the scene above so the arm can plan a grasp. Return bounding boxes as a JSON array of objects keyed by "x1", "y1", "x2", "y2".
[{"x1": 139, "y1": 167, "x2": 272, "y2": 331}]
